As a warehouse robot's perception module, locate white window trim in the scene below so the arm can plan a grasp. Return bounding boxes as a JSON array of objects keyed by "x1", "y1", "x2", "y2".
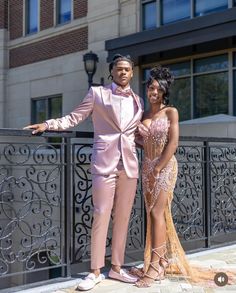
[
  {"x1": 53, "y1": 0, "x2": 57, "y2": 26},
  {"x1": 38, "y1": 0, "x2": 41, "y2": 32},
  {"x1": 71, "y1": 0, "x2": 74, "y2": 21},
  {"x1": 228, "y1": 0, "x2": 234, "y2": 9},
  {"x1": 23, "y1": 0, "x2": 26, "y2": 36}
]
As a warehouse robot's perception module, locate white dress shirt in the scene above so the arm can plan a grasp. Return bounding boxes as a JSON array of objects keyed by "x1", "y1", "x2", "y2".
[{"x1": 111, "y1": 82, "x2": 137, "y2": 129}]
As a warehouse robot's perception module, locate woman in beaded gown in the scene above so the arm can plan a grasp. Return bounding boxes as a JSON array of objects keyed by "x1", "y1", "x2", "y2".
[
  {"x1": 134, "y1": 66, "x2": 220, "y2": 288},
  {"x1": 133, "y1": 66, "x2": 236, "y2": 289}
]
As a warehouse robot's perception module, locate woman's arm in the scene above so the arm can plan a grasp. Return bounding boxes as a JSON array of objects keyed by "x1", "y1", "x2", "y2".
[{"x1": 134, "y1": 127, "x2": 144, "y2": 148}]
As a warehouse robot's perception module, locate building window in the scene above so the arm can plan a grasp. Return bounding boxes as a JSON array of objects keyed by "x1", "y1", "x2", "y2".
[
  {"x1": 194, "y1": 0, "x2": 228, "y2": 17},
  {"x1": 142, "y1": 69, "x2": 150, "y2": 110},
  {"x1": 168, "y1": 62, "x2": 191, "y2": 121},
  {"x1": 194, "y1": 55, "x2": 228, "y2": 118},
  {"x1": 57, "y1": 0, "x2": 71, "y2": 24},
  {"x1": 141, "y1": 0, "x2": 230, "y2": 30},
  {"x1": 32, "y1": 96, "x2": 62, "y2": 144},
  {"x1": 162, "y1": 0, "x2": 190, "y2": 25},
  {"x1": 142, "y1": 54, "x2": 231, "y2": 121},
  {"x1": 142, "y1": 1, "x2": 157, "y2": 30},
  {"x1": 142, "y1": 63, "x2": 191, "y2": 121},
  {"x1": 32, "y1": 96, "x2": 62, "y2": 124},
  {"x1": 26, "y1": 0, "x2": 38, "y2": 34}
]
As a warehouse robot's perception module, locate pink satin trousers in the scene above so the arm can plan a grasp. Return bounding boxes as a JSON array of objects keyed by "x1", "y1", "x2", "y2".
[{"x1": 90, "y1": 163, "x2": 137, "y2": 269}]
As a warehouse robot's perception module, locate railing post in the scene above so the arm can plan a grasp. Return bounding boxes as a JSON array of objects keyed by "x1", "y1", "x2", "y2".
[
  {"x1": 63, "y1": 137, "x2": 72, "y2": 277},
  {"x1": 204, "y1": 141, "x2": 211, "y2": 248}
]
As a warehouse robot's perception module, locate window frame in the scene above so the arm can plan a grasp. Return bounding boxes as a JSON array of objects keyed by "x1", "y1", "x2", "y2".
[
  {"x1": 192, "y1": 54, "x2": 229, "y2": 118},
  {"x1": 24, "y1": 0, "x2": 40, "y2": 35},
  {"x1": 140, "y1": 0, "x2": 232, "y2": 31},
  {"x1": 141, "y1": 50, "x2": 236, "y2": 121},
  {"x1": 194, "y1": 0, "x2": 229, "y2": 17},
  {"x1": 31, "y1": 94, "x2": 62, "y2": 124},
  {"x1": 55, "y1": 0, "x2": 73, "y2": 26},
  {"x1": 161, "y1": 0, "x2": 191, "y2": 26},
  {"x1": 141, "y1": 0, "x2": 160, "y2": 30},
  {"x1": 193, "y1": 70, "x2": 229, "y2": 118}
]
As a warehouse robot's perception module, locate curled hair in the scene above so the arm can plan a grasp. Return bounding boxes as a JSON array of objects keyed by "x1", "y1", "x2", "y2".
[
  {"x1": 108, "y1": 54, "x2": 134, "y2": 79},
  {"x1": 146, "y1": 65, "x2": 174, "y2": 105}
]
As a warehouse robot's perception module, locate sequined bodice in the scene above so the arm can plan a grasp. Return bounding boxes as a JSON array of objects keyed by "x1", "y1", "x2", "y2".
[
  {"x1": 138, "y1": 117, "x2": 170, "y2": 160},
  {"x1": 139, "y1": 116, "x2": 177, "y2": 211}
]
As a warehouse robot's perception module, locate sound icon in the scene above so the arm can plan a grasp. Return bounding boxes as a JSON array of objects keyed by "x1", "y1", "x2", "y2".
[{"x1": 214, "y1": 272, "x2": 228, "y2": 286}]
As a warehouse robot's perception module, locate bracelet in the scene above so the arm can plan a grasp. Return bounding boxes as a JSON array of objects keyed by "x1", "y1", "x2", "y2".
[
  {"x1": 152, "y1": 170, "x2": 160, "y2": 179},
  {"x1": 44, "y1": 122, "x2": 49, "y2": 130}
]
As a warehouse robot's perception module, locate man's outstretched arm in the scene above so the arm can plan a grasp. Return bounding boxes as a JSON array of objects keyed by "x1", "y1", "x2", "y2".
[{"x1": 24, "y1": 88, "x2": 95, "y2": 134}]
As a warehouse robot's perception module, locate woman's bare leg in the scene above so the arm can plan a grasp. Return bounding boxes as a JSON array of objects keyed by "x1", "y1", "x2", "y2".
[
  {"x1": 151, "y1": 189, "x2": 168, "y2": 249},
  {"x1": 136, "y1": 189, "x2": 168, "y2": 286}
]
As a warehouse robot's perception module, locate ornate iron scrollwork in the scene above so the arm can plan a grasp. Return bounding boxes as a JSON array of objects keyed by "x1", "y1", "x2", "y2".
[{"x1": 0, "y1": 142, "x2": 62, "y2": 276}]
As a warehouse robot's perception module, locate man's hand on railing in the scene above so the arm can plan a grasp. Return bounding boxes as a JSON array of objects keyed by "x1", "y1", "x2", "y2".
[{"x1": 23, "y1": 123, "x2": 48, "y2": 134}]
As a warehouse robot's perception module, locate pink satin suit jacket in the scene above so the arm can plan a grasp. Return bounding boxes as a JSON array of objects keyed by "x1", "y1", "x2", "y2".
[{"x1": 46, "y1": 84, "x2": 144, "y2": 178}]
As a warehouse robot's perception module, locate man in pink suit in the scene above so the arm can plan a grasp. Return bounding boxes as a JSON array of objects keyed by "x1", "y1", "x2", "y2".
[{"x1": 24, "y1": 54, "x2": 143, "y2": 291}]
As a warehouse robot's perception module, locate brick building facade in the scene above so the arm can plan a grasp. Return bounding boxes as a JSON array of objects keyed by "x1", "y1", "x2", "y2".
[{"x1": 0, "y1": 0, "x2": 98, "y2": 130}]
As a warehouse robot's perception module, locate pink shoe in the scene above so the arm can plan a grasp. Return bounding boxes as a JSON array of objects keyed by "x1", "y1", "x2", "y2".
[
  {"x1": 108, "y1": 268, "x2": 138, "y2": 283},
  {"x1": 77, "y1": 273, "x2": 103, "y2": 291}
]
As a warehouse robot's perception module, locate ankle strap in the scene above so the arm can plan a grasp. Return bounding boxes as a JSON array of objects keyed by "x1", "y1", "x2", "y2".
[{"x1": 152, "y1": 243, "x2": 167, "y2": 258}]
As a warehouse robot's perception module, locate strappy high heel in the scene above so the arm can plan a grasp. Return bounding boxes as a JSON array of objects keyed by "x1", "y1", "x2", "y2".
[
  {"x1": 135, "y1": 261, "x2": 164, "y2": 288},
  {"x1": 135, "y1": 244, "x2": 168, "y2": 288},
  {"x1": 159, "y1": 243, "x2": 169, "y2": 279},
  {"x1": 129, "y1": 267, "x2": 144, "y2": 278}
]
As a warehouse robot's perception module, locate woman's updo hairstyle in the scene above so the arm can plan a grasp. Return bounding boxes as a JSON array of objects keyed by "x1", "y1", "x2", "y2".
[
  {"x1": 108, "y1": 54, "x2": 134, "y2": 79},
  {"x1": 146, "y1": 65, "x2": 174, "y2": 105}
]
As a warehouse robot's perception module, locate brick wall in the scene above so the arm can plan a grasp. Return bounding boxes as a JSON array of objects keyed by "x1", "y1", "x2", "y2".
[
  {"x1": 10, "y1": 26, "x2": 88, "y2": 68},
  {"x1": 40, "y1": 0, "x2": 54, "y2": 30},
  {"x1": 8, "y1": 0, "x2": 88, "y2": 39},
  {"x1": 74, "y1": 0, "x2": 87, "y2": 19},
  {"x1": 0, "y1": 0, "x2": 8, "y2": 29},
  {"x1": 9, "y1": 0, "x2": 23, "y2": 40}
]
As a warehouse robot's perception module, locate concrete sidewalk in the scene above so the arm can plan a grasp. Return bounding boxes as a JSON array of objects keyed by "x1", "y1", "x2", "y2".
[{"x1": 16, "y1": 244, "x2": 236, "y2": 293}]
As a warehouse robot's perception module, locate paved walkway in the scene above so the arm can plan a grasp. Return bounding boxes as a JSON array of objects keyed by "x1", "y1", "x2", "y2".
[{"x1": 17, "y1": 244, "x2": 236, "y2": 293}]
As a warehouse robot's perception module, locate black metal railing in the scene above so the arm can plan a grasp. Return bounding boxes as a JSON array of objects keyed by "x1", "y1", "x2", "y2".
[{"x1": 0, "y1": 129, "x2": 235, "y2": 290}]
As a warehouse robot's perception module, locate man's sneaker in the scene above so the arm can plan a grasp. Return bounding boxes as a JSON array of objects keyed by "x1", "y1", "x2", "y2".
[
  {"x1": 108, "y1": 268, "x2": 138, "y2": 283},
  {"x1": 77, "y1": 273, "x2": 103, "y2": 291}
]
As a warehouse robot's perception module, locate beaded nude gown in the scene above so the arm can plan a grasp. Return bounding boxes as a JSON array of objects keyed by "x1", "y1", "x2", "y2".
[
  {"x1": 138, "y1": 116, "x2": 236, "y2": 285},
  {"x1": 138, "y1": 116, "x2": 193, "y2": 278}
]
